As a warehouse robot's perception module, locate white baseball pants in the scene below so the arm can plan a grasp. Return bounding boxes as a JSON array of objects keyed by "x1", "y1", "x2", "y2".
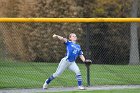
[{"x1": 53, "y1": 57, "x2": 81, "y2": 78}]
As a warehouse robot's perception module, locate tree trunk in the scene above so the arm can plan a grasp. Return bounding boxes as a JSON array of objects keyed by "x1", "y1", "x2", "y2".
[{"x1": 129, "y1": 0, "x2": 139, "y2": 65}]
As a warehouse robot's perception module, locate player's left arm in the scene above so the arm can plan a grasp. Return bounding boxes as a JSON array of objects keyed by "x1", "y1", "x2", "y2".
[
  {"x1": 79, "y1": 55, "x2": 86, "y2": 62},
  {"x1": 80, "y1": 55, "x2": 92, "y2": 63},
  {"x1": 79, "y1": 49, "x2": 92, "y2": 63}
]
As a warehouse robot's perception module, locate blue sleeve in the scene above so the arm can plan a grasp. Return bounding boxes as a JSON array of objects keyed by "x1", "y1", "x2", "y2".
[
  {"x1": 79, "y1": 50, "x2": 83, "y2": 56},
  {"x1": 64, "y1": 40, "x2": 70, "y2": 45},
  {"x1": 79, "y1": 46, "x2": 83, "y2": 56}
]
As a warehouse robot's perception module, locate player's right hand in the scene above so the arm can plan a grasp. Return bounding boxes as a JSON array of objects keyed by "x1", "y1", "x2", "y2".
[{"x1": 53, "y1": 34, "x2": 57, "y2": 38}]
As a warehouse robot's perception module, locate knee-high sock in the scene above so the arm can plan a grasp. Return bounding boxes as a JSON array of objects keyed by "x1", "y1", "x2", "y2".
[
  {"x1": 76, "y1": 75, "x2": 82, "y2": 86},
  {"x1": 46, "y1": 75, "x2": 55, "y2": 84}
]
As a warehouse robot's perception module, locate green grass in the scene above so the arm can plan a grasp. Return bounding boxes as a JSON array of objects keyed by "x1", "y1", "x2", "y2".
[
  {"x1": 0, "y1": 59, "x2": 140, "y2": 89},
  {"x1": 43, "y1": 88, "x2": 140, "y2": 93}
]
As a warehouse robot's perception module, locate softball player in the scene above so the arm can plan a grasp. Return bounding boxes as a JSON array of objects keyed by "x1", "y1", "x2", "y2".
[{"x1": 43, "y1": 33, "x2": 88, "y2": 90}]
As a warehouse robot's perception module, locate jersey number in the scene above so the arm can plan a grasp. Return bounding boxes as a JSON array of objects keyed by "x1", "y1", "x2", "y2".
[{"x1": 73, "y1": 50, "x2": 78, "y2": 54}]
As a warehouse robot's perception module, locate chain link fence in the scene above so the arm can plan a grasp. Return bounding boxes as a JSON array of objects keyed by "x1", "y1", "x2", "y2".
[{"x1": 0, "y1": 22, "x2": 140, "y2": 88}]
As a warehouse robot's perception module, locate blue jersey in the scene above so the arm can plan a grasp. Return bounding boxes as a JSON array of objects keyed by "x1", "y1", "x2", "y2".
[{"x1": 64, "y1": 41, "x2": 83, "y2": 62}]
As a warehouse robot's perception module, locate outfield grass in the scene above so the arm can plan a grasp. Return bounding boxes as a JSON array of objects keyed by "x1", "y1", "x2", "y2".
[
  {"x1": 0, "y1": 59, "x2": 140, "y2": 89},
  {"x1": 45, "y1": 88, "x2": 140, "y2": 93}
]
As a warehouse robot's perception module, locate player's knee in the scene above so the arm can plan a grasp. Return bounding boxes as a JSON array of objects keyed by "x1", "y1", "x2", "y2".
[
  {"x1": 75, "y1": 70, "x2": 81, "y2": 75},
  {"x1": 53, "y1": 72, "x2": 61, "y2": 78}
]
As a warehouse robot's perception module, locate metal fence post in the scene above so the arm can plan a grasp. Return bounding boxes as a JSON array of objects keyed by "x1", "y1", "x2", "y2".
[{"x1": 85, "y1": 23, "x2": 91, "y2": 86}]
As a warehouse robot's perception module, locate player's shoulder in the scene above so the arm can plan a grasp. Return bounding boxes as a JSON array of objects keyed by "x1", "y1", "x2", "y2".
[
  {"x1": 64, "y1": 40, "x2": 71, "y2": 45},
  {"x1": 67, "y1": 40, "x2": 72, "y2": 44},
  {"x1": 68, "y1": 40, "x2": 72, "y2": 42}
]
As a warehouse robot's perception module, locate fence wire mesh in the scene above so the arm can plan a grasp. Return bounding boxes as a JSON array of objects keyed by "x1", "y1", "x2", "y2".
[{"x1": 0, "y1": 22, "x2": 140, "y2": 88}]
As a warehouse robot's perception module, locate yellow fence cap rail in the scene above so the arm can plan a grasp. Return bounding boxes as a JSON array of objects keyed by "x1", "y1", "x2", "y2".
[{"x1": 0, "y1": 18, "x2": 140, "y2": 22}]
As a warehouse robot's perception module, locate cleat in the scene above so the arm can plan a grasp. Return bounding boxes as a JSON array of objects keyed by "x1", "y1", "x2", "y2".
[
  {"x1": 78, "y1": 86, "x2": 85, "y2": 90},
  {"x1": 43, "y1": 79, "x2": 48, "y2": 89}
]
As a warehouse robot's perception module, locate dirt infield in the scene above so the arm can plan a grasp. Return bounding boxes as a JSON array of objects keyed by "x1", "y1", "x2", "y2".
[{"x1": 0, "y1": 85, "x2": 140, "y2": 93}]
